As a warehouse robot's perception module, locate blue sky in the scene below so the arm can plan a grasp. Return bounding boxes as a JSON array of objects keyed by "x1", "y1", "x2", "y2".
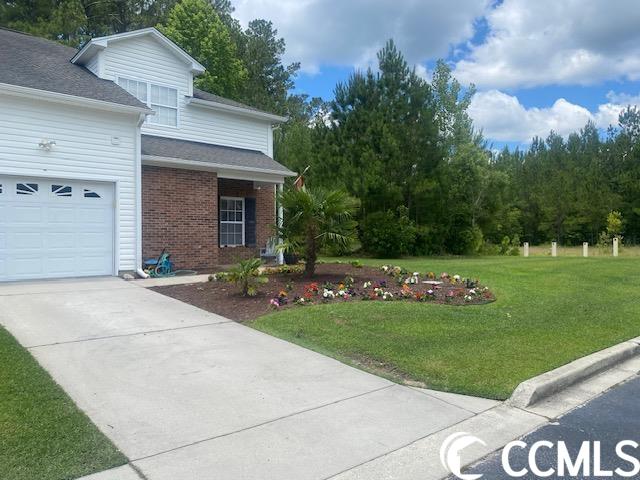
[{"x1": 233, "y1": 0, "x2": 640, "y2": 148}]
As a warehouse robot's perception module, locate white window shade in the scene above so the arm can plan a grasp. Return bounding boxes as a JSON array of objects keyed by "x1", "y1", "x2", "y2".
[
  {"x1": 149, "y1": 84, "x2": 178, "y2": 127},
  {"x1": 117, "y1": 77, "x2": 178, "y2": 127}
]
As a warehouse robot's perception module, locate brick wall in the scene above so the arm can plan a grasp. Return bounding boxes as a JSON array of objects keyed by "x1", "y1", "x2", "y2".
[
  {"x1": 142, "y1": 165, "x2": 218, "y2": 270},
  {"x1": 142, "y1": 166, "x2": 277, "y2": 270},
  {"x1": 217, "y1": 178, "x2": 276, "y2": 265}
]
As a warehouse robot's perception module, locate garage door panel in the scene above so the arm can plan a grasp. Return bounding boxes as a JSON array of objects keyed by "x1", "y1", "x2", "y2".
[
  {"x1": 46, "y1": 232, "x2": 76, "y2": 248},
  {"x1": 11, "y1": 205, "x2": 43, "y2": 223},
  {"x1": 48, "y1": 206, "x2": 75, "y2": 224},
  {"x1": 77, "y1": 207, "x2": 112, "y2": 224},
  {"x1": 45, "y1": 256, "x2": 77, "y2": 275},
  {"x1": 0, "y1": 176, "x2": 115, "y2": 281},
  {"x1": 78, "y1": 232, "x2": 110, "y2": 249},
  {"x1": 77, "y1": 254, "x2": 112, "y2": 274},
  {"x1": 11, "y1": 256, "x2": 44, "y2": 277},
  {"x1": 8, "y1": 231, "x2": 43, "y2": 249}
]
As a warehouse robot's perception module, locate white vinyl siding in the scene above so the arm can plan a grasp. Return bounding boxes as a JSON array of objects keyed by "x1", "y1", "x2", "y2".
[
  {"x1": 85, "y1": 53, "x2": 101, "y2": 76},
  {"x1": 0, "y1": 94, "x2": 138, "y2": 271},
  {"x1": 219, "y1": 197, "x2": 244, "y2": 246},
  {"x1": 100, "y1": 35, "x2": 271, "y2": 153}
]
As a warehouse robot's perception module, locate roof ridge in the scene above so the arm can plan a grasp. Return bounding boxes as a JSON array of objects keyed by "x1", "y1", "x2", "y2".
[{"x1": 0, "y1": 26, "x2": 36, "y2": 37}]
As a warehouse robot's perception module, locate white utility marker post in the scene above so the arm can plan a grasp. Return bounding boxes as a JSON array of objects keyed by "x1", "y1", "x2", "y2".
[
  {"x1": 613, "y1": 237, "x2": 619, "y2": 257},
  {"x1": 551, "y1": 241, "x2": 557, "y2": 257},
  {"x1": 583, "y1": 242, "x2": 589, "y2": 257},
  {"x1": 523, "y1": 242, "x2": 529, "y2": 257}
]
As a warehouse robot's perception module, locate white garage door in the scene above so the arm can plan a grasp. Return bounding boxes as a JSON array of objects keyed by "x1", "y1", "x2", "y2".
[{"x1": 0, "y1": 176, "x2": 115, "y2": 281}]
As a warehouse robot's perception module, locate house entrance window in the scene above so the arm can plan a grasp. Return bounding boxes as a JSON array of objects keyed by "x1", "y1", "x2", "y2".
[{"x1": 219, "y1": 197, "x2": 244, "y2": 246}]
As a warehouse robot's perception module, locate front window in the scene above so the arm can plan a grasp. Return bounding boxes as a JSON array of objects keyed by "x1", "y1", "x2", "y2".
[
  {"x1": 220, "y1": 197, "x2": 244, "y2": 246},
  {"x1": 149, "y1": 84, "x2": 178, "y2": 127},
  {"x1": 117, "y1": 77, "x2": 177, "y2": 127}
]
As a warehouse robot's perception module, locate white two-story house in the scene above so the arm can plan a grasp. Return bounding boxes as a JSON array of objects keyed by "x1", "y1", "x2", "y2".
[{"x1": 0, "y1": 27, "x2": 294, "y2": 281}]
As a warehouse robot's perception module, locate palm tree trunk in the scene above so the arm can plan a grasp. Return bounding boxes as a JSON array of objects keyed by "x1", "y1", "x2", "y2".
[{"x1": 304, "y1": 226, "x2": 317, "y2": 277}]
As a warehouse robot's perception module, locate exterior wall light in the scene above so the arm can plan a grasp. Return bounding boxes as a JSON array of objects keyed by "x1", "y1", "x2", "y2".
[{"x1": 38, "y1": 139, "x2": 56, "y2": 151}]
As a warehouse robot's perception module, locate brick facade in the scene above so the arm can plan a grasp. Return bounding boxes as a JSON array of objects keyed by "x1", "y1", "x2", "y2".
[
  {"x1": 142, "y1": 166, "x2": 276, "y2": 271},
  {"x1": 217, "y1": 178, "x2": 276, "y2": 265}
]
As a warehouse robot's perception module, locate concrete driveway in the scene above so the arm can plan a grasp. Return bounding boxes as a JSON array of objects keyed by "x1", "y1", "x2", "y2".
[{"x1": 0, "y1": 277, "x2": 498, "y2": 480}]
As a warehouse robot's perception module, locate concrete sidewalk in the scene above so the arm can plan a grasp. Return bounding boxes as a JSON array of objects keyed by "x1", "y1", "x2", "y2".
[{"x1": 0, "y1": 277, "x2": 500, "y2": 480}]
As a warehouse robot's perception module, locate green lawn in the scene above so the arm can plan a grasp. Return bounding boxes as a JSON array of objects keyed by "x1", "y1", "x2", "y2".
[
  {"x1": 0, "y1": 326, "x2": 126, "y2": 480},
  {"x1": 251, "y1": 256, "x2": 640, "y2": 399}
]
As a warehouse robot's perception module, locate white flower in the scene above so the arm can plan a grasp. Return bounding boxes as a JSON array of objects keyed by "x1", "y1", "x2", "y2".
[
  {"x1": 363, "y1": 281, "x2": 372, "y2": 289},
  {"x1": 323, "y1": 289, "x2": 335, "y2": 299},
  {"x1": 453, "y1": 274, "x2": 461, "y2": 282},
  {"x1": 413, "y1": 272, "x2": 420, "y2": 277},
  {"x1": 427, "y1": 289, "x2": 434, "y2": 295},
  {"x1": 464, "y1": 295, "x2": 472, "y2": 302},
  {"x1": 469, "y1": 289, "x2": 476, "y2": 295}
]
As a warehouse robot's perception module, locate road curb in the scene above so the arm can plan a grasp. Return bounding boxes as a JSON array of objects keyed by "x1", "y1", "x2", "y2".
[{"x1": 507, "y1": 338, "x2": 640, "y2": 408}]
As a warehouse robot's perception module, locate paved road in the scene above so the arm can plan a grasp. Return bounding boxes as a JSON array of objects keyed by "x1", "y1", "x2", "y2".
[
  {"x1": 462, "y1": 375, "x2": 640, "y2": 479},
  {"x1": 0, "y1": 277, "x2": 499, "y2": 480}
]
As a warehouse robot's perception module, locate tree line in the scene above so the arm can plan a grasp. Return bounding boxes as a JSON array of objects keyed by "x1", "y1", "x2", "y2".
[{"x1": 3, "y1": 0, "x2": 639, "y2": 254}]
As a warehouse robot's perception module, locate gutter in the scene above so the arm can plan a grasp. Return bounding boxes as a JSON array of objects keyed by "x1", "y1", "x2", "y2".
[
  {"x1": 187, "y1": 97, "x2": 288, "y2": 123},
  {"x1": 0, "y1": 82, "x2": 152, "y2": 115},
  {"x1": 142, "y1": 154, "x2": 296, "y2": 178}
]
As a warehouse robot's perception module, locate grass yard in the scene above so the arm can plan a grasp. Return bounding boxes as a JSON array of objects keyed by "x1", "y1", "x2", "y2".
[
  {"x1": 0, "y1": 326, "x2": 126, "y2": 480},
  {"x1": 251, "y1": 256, "x2": 640, "y2": 400}
]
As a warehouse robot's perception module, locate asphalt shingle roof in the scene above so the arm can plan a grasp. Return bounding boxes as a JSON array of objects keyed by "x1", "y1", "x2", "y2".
[
  {"x1": 0, "y1": 28, "x2": 148, "y2": 109},
  {"x1": 193, "y1": 88, "x2": 280, "y2": 117},
  {"x1": 141, "y1": 135, "x2": 295, "y2": 175}
]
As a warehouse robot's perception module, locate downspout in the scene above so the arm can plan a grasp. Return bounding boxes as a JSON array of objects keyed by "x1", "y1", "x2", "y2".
[
  {"x1": 277, "y1": 182, "x2": 284, "y2": 265},
  {"x1": 135, "y1": 113, "x2": 149, "y2": 278}
]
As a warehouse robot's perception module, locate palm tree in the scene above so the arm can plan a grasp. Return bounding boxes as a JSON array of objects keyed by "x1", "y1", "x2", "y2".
[{"x1": 278, "y1": 187, "x2": 359, "y2": 277}]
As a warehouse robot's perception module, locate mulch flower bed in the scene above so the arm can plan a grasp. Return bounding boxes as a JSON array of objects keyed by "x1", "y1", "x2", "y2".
[{"x1": 152, "y1": 263, "x2": 495, "y2": 322}]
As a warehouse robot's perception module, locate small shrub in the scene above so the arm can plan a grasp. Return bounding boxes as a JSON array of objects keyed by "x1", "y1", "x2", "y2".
[{"x1": 226, "y1": 258, "x2": 268, "y2": 296}]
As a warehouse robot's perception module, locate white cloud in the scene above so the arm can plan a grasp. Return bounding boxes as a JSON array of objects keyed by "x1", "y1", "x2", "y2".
[
  {"x1": 469, "y1": 90, "x2": 640, "y2": 143},
  {"x1": 455, "y1": 0, "x2": 640, "y2": 89},
  {"x1": 232, "y1": 0, "x2": 490, "y2": 73}
]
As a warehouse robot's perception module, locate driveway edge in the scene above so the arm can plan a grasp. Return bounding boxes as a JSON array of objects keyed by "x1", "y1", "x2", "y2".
[{"x1": 507, "y1": 337, "x2": 640, "y2": 408}]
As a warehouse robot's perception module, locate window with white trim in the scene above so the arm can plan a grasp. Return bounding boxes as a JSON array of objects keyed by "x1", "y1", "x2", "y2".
[
  {"x1": 117, "y1": 77, "x2": 178, "y2": 127},
  {"x1": 220, "y1": 197, "x2": 244, "y2": 246},
  {"x1": 149, "y1": 84, "x2": 178, "y2": 127},
  {"x1": 117, "y1": 77, "x2": 147, "y2": 103}
]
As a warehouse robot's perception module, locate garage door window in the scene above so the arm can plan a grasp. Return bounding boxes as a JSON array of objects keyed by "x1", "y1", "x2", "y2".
[
  {"x1": 17, "y1": 183, "x2": 38, "y2": 195},
  {"x1": 84, "y1": 188, "x2": 101, "y2": 198},
  {"x1": 51, "y1": 185, "x2": 72, "y2": 197}
]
